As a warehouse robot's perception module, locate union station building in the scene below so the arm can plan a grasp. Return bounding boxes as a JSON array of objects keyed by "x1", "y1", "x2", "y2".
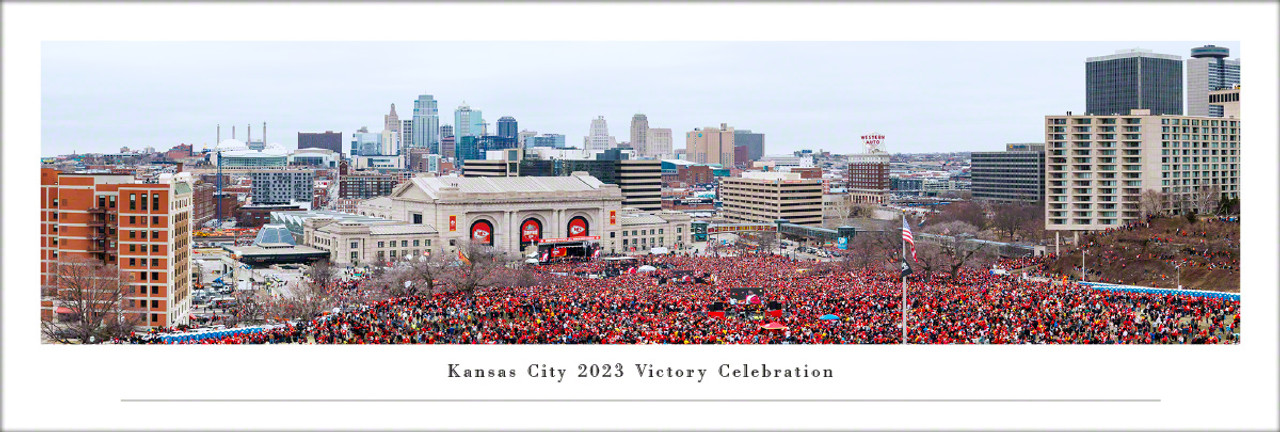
[{"x1": 295, "y1": 173, "x2": 692, "y2": 265}]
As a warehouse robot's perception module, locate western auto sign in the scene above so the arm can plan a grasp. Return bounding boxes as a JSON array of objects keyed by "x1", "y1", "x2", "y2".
[
  {"x1": 568, "y1": 217, "x2": 589, "y2": 238},
  {"x1": 449, "y1": 215, "x2": 457, "y2": 231},
  {"x1": 610, "y1": 210, "x2": 616, "y2": 225},
  {"x1": 521, "y1": 218, "x2": 542, "y2": 243},
  {"x1": 470, "y1": 220, "x2": 493, "y2": 245}
]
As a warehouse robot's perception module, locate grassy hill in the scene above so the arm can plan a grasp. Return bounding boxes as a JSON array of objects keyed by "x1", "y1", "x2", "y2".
[{"x1": 1038, "y1": 216, "x2": 1240, "y2": 292}]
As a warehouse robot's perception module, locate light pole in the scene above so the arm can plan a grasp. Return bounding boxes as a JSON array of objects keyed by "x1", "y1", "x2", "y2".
[
  {"x1": 1176, "y1": 264, "x2": 1181, "y2": 290},
  {"x1": 1080, "y1": 250, "x2": 1086, "y2": 281}
]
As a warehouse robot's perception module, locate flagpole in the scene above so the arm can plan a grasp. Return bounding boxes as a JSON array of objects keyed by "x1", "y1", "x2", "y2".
[{"x1": 902, "y1": 212, "x2": 907, "y2": 345}]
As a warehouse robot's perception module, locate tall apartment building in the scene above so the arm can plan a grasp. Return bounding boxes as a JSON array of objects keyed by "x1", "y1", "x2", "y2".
[
  {"x1": 647, "y1": 128, "x2": 673, "y2": 157},
  {"x1": 847, "y1": 152, "x2": 890, "y2": 204},
  {"x1": 1043, "y1": 109, "x2": 1239, "y2": 232},
  {"x1": 413, "y1": 94, "x2": 439, "y2": 152},
  {"x1": 630, "y1": 114, "x2": 649, "y2": 156},
  {"x1": 40, "y1": 169, "x2": 194, "y2": 329},
  {"x1": 1186, "y1": 45, "x2": 1241, "y2": 117},
  {"x1": 297, "y1": 131, "x2": 342, "y2": 154},
  {"x1": 1086, "y1": 48, "x2": 1183, "y2": 116},
  {"x1": 718, "y1": 171, "x2": 824, "y2": 226},
  {"x1": 733, "y1": 129, "x2": 765, "y2": 162},
  {"x1": 249, "y1": 169, "x2": 315, "y2": 204},
  {"x1": 686, "y1": 124, "x2": 735, "y2": 165},
  {"x1": 971, "y1": 143, "x2": 1047, "y2": 203},
  {"x1": 441, "y1": 135, "x2": 456, "y2": 159}
]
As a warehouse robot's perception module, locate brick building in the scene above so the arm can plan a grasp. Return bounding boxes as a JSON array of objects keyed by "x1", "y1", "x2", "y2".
[{"x1": 40, "y1": 168, "x2": 195, "y2": 329}]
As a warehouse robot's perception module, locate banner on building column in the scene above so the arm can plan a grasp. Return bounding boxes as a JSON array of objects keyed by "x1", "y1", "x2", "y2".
[
  {"x1": 610, "y1": 210, "x2": 616, "y2": 225},
  {"x1": 449, "y1": 215, "x2": 457, "y2": 231}
]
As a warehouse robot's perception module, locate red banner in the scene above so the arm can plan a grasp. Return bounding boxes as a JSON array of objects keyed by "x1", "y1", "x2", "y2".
[
  {"x1": 568, "y1": 217, "x2": 589, "y2": 238},
  {"x1": 448, "y1": 215, "x2": 457, "y2": 231},
  {"x1": 539, "y1": 236, "x2": 601, "y2": 243},
  {"x1": 609, "y1": 210, "x2": 616, "y2": 225},
  {"x1": 521, "y1": 219, "x2": 542, "y2": 243},
  {"x1": 470, "y1": 220, "x2": 493, "y2": 245}
]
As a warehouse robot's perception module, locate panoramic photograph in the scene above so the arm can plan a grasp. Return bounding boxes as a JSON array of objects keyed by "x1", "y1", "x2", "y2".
[{"x1": 39, "y1": 41, "x2": 1241, "y2": 345}]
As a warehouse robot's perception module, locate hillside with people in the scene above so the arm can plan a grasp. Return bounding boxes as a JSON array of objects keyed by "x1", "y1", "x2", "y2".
[{"x1": 1027, "y1": 215, "x2": 1240, "y2": 292}]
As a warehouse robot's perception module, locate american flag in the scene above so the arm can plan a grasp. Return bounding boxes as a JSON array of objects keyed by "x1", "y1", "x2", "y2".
[{"x1": 902, "y1": 218, "x2": 917, "y2": 262}]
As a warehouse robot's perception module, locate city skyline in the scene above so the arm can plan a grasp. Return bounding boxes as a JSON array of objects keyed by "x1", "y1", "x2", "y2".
[{"x1": 41, "y1": 41, "x2": 1240, "y2": 158}]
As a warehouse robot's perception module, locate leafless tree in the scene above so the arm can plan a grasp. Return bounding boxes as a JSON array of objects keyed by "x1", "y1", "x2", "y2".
[
  {"x1": 443, "y1": 241, "x2": 506, "y2": 295},
  {"x1": 919, "y1": 221, "x2": 993, "y2": 279},
  {"x1": 1193, "y1": 184, "x2": 1222, "y2": 216},
  {"x1": 41, "y1": 258, "x2": 142, "y2": 344},
  {"x1": 1139, "y1": 189, "x2": 1165, "y2": 218},
  {"x1": 924, "y1": 201, "x2": 988, "y2": 230},
  {"x1": 990, "y1": 203, "x2": 1035, "y2": 241},
  {"x1": 305, "y1": 259, "x2": 337, "y2": 293},
  {"x1": 273, "y1": 277, "x2": 339, "y2": 322},
  {"x1": 227, "y1": 288, "x2": 270, "y2": 326}
]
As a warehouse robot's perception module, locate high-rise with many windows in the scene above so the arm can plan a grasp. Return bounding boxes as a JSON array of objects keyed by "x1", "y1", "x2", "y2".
[
  {"x1": 412, "y1": 94, "x2": 439, "y2": 152},
  {"x1": 630, "y1": 114, "x2": 649, "y2": 156},
  {"x1": 586, "y1": 116, "x2": 612, "y2": 151},
  {"x1": 1043, "y1": 109, "x2": 1239, "y2": 232},
  {"x1": 497, "y1": 116, "x2": 518, "y2": 142},
  {"x1": 971, "y1": 143, "x2": 1046, "y2": 203},
  {"x1": 685, "y1": 124, "x2": 735, "y2": 166},
  {"x1": 40, "y1": 169, "x2": 195, "y2": 329},
  {"x1": 1086, "y1": 48, "x2": 1183, "y2": 116},
  {"x1": 1186, "y1": 45, "x2": 1241, "y2": 117},
  {"x1": 454, "y1": 103, "x2": 484, "y2": 140}
]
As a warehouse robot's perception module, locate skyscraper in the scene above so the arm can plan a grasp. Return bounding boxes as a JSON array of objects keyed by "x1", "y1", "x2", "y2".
[
  {"x1": 586, "y1": 116, "x2": 612, "y2": 151},
  {"x1": 401, "y1": 119, "x2": 414, "y2": 149},
  {"x1": 685, "y1": 124, "x2": 735, "y2": 165},
  {"x1": 1186, "y1": 45, "x2": 1241, "y2": 117},
  {"x1": 630, "y1": 114, "x2": 649, "y2": 156},
  {"x1": 454, "y1": 103, "x2": 484, "y2": 139},
  {"x1": 647, "y1": 128, "x2": 672, "y2": 157},
  {"x1": 412, "y1": 95, "x2": 439, "y2": 153},
  {"x1": 1086, "y1": 48, "x2": 1183, "y2": 116},
  {"x1": 733, "y1": 129, "x2": 765, "y2": 162},
  {"x1": 441, "y1": 124, "x2": 454, "y2": 139},
  {"x1": 497, "y1": 116, "x2": 518, "y2": 141},
  {"x1": 384, "y1": 103, "x2": 400, "y2": 133}
]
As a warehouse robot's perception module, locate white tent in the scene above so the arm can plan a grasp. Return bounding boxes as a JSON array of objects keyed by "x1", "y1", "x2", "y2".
[
  {"x1": 637, "y1": 265, "x2": 658, "y2": 272},
  {"x1": 649, "y1": 247, "x2": 670, "y2": 255}
]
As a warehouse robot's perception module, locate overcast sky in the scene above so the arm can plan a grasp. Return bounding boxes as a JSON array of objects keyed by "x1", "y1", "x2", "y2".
[{"x1": 41, "y1": 41, "x2": 1240, "y2": 157}]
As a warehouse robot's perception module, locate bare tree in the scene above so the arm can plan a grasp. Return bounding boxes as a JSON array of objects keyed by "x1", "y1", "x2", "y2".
[
  {"x1": 443, "y1": 242, "x2": 507, "y2": 295},
  {"x1": 41, "y1": 258, "x2": 142, "y2": 344},
  {"x1": 990, "y1": 203, "x2": 1035, "y2": 241},
  {"x1": 1193, "y1": 184, "x2": 1222, "y2": 216},
  {"x1": 1138, "y1": 189, "x2": 1165, "y2": 218},
  {"x1": 273, "y1": 278, "x2": 339, "y2": 322},
  {"x1": 305, "y1": 259, "x2": 337, "y2": 293},
  {"x1": 227, "y1": 288, "x2": 270, "y2": 326},
  {"x1": 919, "y1": 221, "x2": 993, "y2": 279},
  {"x1": 924, "y1": 201, "x2": 988, "y2": 230}
]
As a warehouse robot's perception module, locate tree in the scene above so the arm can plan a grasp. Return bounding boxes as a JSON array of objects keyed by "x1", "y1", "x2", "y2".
[
  {"x1": 273, "y1": 277, "x2": 339, "y2": 322},
  {"x1": 1193, "y1": 184, "x2": 1222, "y2": 216},
  {"x1": 919, "y1": 221, "x2": 993, "y2": 279},
  {"x1": 990, "y1": 203, "x2": 1039, "y2": 241},
  {"x1": 41, "y1": 258, "x2": 142, "y2": 344},
  {"x1": 305, "y1": 259, "x2": 337, "y2": 293},
  {"x1": 923, "y1": 201, "x2": 988, "y2": 230},
  {"x1": 824, "y1": 194, "x2": 874, "y2": 228},
  {"x1": 227, "y1": 288, "x2": 270, "y2": 326},
  {"x1": 1139, "y1": 190, "x2": 1165, "y2": 218},
  {"x1": 443, "y1": 242, "x2": 507, "y2": 295}
]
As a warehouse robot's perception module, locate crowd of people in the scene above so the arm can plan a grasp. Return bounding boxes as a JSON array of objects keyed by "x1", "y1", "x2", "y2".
[{"x1": 127, "y1": 251, "x2": 1239, "y2": 345}]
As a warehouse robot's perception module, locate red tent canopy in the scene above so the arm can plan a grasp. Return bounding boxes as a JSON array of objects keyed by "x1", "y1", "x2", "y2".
[
  {"x1": 761, "y1": 322, "x2": 788, "y2": 330},
  {"x1": 55, "y1": 307, "x2": 73, "y2": 314}
]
